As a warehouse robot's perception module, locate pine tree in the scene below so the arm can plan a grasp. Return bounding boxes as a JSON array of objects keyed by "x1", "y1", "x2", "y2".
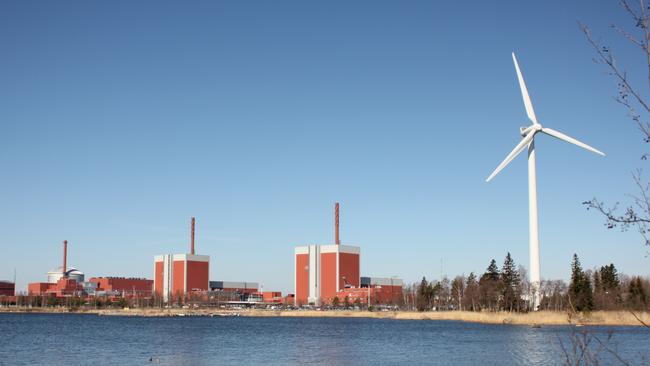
[
  {"x1": 600, "y1": 264, "x2": 620, "y2": 290},
  {"x1": 430, "y1": 281, "x2": 443, "y2": 310},
  {"x1": 416, "y1": 277, "x2": 430, "y2": 311},
  {"x1": 569, "y1": 254, "x2": 593, "y2": 311},
  {"x1": 479, "y1": 259, "x2": 501, "y2": 311},
  {"x1": 485, "y1": 259, "x2": 500, "y2": 281},
  {"x1": 501, "y1": 252, "x2": 520, "y2": 312},
  {"x1": 464, "y1": 272, "x2": 479, "y2": 311},
  {"x1": 596, "y1": 263, "x2": 621, "y2": 309},
  {"x1": 628, "y1": 276, "x2": 647, "y2": 310}
]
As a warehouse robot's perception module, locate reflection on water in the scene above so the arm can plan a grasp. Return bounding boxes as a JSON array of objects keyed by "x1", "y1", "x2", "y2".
[{"x1": 0, "y1": 313, "x2": 648, "y2": 365}]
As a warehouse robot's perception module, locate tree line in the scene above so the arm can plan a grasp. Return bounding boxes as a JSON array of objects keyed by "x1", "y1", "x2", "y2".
[{"x1": 403, "y1": 253, "x2": 649, "y2": 313}]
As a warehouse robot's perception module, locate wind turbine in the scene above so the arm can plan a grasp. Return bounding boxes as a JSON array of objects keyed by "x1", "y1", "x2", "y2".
[{"x1": 486, "y1": 53, "x2": 605, "y2": 310}]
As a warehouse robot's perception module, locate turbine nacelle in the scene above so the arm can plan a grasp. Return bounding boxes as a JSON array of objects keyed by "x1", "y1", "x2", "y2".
[
  {"x1": 523, "y1": 124, "x2": 543, "y2": 137},
  {"x1": 486, "y1": 53, "x2": 605, "y2": 183},
  {"x1": 520, "y1": 125, "x2": 539, "y2": 137}
]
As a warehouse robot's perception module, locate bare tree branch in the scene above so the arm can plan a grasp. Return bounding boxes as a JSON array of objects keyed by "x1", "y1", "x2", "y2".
[
  {"x1": 611, "y1": 25, "x2": 644, "y2": 49},
  {"x1": 580, "y1": 0, "x2": 650, "y2": 249},
  {"x1": 579, "y1": 22, "x2": 650, "y2": 115},
  {"x1": 629, "y1": 309, "x2": 650, "y2": 327}
]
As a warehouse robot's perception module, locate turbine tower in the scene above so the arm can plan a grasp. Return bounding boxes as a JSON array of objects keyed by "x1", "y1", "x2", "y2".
[{"x1": 486, "y1": 53, "x2": 605, "y2": 310}]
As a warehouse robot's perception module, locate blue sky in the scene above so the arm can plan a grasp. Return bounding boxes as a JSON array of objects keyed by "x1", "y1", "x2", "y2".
[{"x1": 1, "y1": 1, "x2": 648, "y2": 294}]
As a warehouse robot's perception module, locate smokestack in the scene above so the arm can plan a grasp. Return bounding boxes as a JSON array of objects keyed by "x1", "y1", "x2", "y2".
[
  {"x1": 191, "y1": 217, "x2": 195, "y2": 255},
  {"x1": 62, "y1": 240, "x2": 68, "y2": 278},
  {"x1": 335, "y1": 202, "x2": 340, "y2": 245}
]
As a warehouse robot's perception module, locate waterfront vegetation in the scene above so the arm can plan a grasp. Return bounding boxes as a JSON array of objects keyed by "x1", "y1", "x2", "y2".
[
  {"x1": 402, "y1": 253, "x2": 649, "y2": 316},
  {"x1": 1, "y1": 253, "x2": 648, "y2": 327}
]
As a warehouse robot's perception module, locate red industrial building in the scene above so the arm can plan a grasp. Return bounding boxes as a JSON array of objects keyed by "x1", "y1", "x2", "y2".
[
  {"x1": 154, "y1": 217, "x2": 210, "y2": 302},
  {"x1": 284, "y1": 294, "x2": 295, "y2": 305},
  {"x1": 28, "y1": 275, "x2": 84, "y2": 297},
  {"x1": 261, "y1": 291, "x2": 283, "y2": 303},
  {"x1": 333, "y1": 277, "x2": 404, "y2": 305},
  {"x1": 28, "y1": 240, "x2": 84, "y2": 297},
  {"x1": 294, "y1": 203, "x2": 360, "y2": 306},
  {"x1": 89, "y1": 277, "x2": 153, "y2": 297},
  {"x1": 0, "y1": 281, "x2": 15, "y2": 296}
]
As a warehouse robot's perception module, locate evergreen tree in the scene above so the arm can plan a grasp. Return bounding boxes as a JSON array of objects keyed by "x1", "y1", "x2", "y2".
[
  {"x1": 569, "y1": 254, "x2": 593, "y2": 311},
  {"x1": 501, "y1": 252, "x2": 520, "y2": 312},
  {"x1": 600, "y1": 264, "x2": 620, "y2": 290},
  {"x1": 479, "y1": 259, "x2": 501, "y2": 311},
  {"x1": 484, "y1": 259, "x2": 500, "y2": 281},
  {"x1": 416, "y1": 277, "x2": 430, "y2": 311},
  {"x1": 627, "y1": 276, "x2": 647, "y2": 310},
  {"x1": 594, "y1": 263, "x2": 621, "y2": 309},
  {"x1": 464, "y1": 272, "x2": 479, "y2": 311}
]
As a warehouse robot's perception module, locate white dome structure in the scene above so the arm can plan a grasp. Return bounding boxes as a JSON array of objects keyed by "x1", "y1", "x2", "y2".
[{"x1": 47, "y1": 266, "x2": 84, "y2": 284}]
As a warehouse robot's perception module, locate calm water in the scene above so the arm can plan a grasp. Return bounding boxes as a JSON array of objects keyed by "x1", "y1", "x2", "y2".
[{"x1": 0, "y1": 313, "x2": 649, "y2": 365}]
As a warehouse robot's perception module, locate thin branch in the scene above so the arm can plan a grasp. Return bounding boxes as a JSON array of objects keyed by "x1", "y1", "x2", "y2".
[
  {"x1": 611, "y1": 25, "x2": 645, "y2": 49},
  {"x1": 592, "y1": 333, "x2": 632, "y2": 366},
  {"x1": 618, "y1": 0, "x2": 642, "y2": 24},
  {"x1": 629, "y1": 309, "x2": 650, "y2": 327},
  {"x1": 580, "y1": 22, "x2": 650, "y2": 113}
]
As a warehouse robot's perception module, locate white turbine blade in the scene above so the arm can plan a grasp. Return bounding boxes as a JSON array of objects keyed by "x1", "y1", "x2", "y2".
[
  {"x1": 512, "y1": 53, "x2": 539, "y2": 125},
  {"x1": 541, "y1": 127, "x2": 605, "y2": 156},
  {"x1": 486, "y1": 131, "x2": 537, "y2": 182}
]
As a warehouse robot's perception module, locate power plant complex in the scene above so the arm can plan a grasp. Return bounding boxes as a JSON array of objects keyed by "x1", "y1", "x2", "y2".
[
  {"x1": 154, "y1": 217, "x2": 210, "y2": 302},
  {"x1": 295, "y1": 203, "x2": 361, "y2": 305},
  {"x1": 294, "y1": 203, "x2": 403, "y2": 306},
  {"x1": 4, "y1": 204, "x2": 403, "y2": 308}
]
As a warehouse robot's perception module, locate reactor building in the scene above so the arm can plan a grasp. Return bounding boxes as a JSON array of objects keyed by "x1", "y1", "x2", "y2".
[
  {"x1": 294, "y1": 203, "x2": 360, "y2": 306},
  {"x1": 154, "y1": 217, "x2": 209, "y2": 302},
  {"x1": 28, "y1": 240, "x2": 84, "y2": 297}
]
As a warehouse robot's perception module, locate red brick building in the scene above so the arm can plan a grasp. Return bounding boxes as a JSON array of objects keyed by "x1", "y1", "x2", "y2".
[
  {"x1": 28, "y1": 240, "x2": 84, "y2": 297},
  {"x1": 28, "y1": 278, "x2": 83, "y2": 297},
  {"x1": 332, "y1": 277, "x2": 404, "y2": 305},
  {"x1": 261, "y1": 291, "x2": 283, "y2": 303},
  {"x1": 0, "y1": 281, "x2": 15, "y2": 296},
  {"x1": 89, "y1": 277, "x2": 153, "y2": 297}
]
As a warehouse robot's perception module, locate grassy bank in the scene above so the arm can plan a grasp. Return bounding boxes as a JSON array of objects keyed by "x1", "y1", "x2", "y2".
[
  {"x1": 244, "y1": 309, "x2": 650, "y2": 326},
  {"x1": 1, "y1": 307, "x2": 648, "y2": 326}
]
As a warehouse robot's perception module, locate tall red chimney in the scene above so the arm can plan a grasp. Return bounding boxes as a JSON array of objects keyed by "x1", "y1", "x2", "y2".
[
  {"x1": 191, "y1": 217, "x2": 195, "y2": 255},
  {"x1": 335, "y1": 202, "x2": 340, "y2": 245},
  {"x1": 62, "y1": 240, "x2": 68, "y2": 278}
]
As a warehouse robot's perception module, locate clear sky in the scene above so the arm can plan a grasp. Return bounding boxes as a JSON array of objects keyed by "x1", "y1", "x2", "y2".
[{"x1": 1, "y1": 1, "x2": 648, "y2": 294}]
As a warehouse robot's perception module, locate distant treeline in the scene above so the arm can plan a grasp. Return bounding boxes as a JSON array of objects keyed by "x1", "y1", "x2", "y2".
[{"x1": 402, "y1": 253, "x2": 649, "y2": 313}]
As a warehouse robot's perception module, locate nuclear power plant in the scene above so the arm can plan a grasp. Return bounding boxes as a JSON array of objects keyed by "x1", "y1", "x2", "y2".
[
  {"x1": 154, "y1": 217, "x2": 210, "y2": 302},
  {"x1": 294, "y1": 203, "x2": 402, "y2": 306},
  {"x1": 5, "y1": 206, "x2": 403, "y2": 308},
  {"x1": 28, "y1": 240, "x2": 84, "y2": 297}
]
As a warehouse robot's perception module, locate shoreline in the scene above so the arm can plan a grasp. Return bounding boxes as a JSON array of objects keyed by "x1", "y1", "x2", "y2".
[{"x1": 1, "y1": 308, "x2": 648, "y2": 326}]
